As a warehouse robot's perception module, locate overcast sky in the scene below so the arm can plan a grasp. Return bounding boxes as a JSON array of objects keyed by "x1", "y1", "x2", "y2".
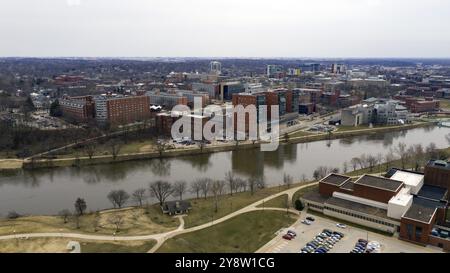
[{"x1": 1, "y1": 0, "x2": 450, "y2": 58}]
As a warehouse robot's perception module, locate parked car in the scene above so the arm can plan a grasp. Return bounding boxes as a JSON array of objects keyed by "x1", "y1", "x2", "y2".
[
  {"x1": 282, "y1": 234, "x2": 293, "y2": 240},
  {"x1": 287, "y1": 230, "x2": 297, "y2": 237},
  {"x1": 301, "y1": 219, "x2": 312, "y2": 225},
  {"x1": 336, "y1": 223, "x2": 347, "y2": 229},
  {"x1": 306, "y1": 216, "x2": 315, "y2": 222}
]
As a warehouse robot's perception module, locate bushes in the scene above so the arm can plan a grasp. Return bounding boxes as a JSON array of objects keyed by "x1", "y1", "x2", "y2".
[
  {"x1": 295, "y1": 199, "x2": 304, "y2": 211},
  {"x1": 7, "y1": 211, "x2": 21, "y2": 219}
]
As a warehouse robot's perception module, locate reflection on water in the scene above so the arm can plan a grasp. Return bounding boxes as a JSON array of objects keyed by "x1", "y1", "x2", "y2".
[{"x1": 0, "y1": 125, "x2": 449, "y2": 215}]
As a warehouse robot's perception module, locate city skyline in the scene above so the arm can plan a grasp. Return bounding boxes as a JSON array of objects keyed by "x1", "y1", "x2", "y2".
[{"x1": 1, "y1": 0, "x2": 450, "y2": 58}]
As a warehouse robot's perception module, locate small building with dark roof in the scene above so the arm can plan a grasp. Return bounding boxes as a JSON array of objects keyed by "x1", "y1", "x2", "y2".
[{"x1": 161, "y1": 200, "x2": 192, "y2": 215}]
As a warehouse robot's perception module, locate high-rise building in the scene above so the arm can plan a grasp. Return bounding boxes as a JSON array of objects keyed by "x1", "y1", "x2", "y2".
[
  {"x1": 267, "y1": 65, "x2": 284, "y2": 78},
  {"x1": 219, "y1": 81, "x2": 245, "y2": 101},
  {"x1": 210, "y1": 61, "x2": 222, "y2": 75},
  {"x1": 94, "y1": 94, "x2": 151, "y2": 126},
  {"x1": 60, "y1": 96, "x2": 95, "y2": 122}
]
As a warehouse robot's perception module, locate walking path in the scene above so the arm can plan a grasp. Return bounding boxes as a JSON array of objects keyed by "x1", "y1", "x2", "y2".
[{"x1": 0, "y1": 183, "x2": 316, "y2": 252}]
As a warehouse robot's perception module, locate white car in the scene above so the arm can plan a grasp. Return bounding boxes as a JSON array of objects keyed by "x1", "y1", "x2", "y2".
[
  {"x1": 336, "y1": 223, "x2": 347, "y2": 229},
  {"x1": 301, "y1": 219, "x2": 312, "y2": 225}
]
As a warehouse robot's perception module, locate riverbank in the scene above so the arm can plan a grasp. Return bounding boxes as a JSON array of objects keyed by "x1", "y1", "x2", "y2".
[{"x1": 10, "y1": 121, "x2": 434, "y2": 170}]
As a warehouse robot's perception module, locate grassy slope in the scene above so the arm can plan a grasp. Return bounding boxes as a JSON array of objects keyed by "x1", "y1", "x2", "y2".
[
  {"x1": 256, "y1": 194, "x2": 288, "y2": 209},
  {"x1": 0, "y1": 205, "x2": 178, "y2": 236},
  {"x1": 183, "y1": 185, "x2": 292, "y2": 228},
  {"x1": 0, "y1": 237, "x2": 156, "y2": 253},
  {"x1": 157, "y1": 211, "x2": 296, "y2": 253}
]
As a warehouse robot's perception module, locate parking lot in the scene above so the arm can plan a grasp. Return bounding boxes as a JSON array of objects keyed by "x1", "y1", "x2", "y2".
[{"x1": 257, "y1": 212, "x2": 443, "y2": 253}]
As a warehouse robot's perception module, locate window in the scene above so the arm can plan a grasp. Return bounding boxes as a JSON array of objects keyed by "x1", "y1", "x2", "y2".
[
  {"x1": 406, "y1": 224, "x2": 414, "y2": 240},
  {"x1": 415, "y1": 226, "x2": 423, "y2": 241}
]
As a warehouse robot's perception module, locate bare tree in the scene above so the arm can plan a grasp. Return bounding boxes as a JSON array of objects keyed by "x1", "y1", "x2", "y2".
[
  {"x1": 224, "y1": 171, "x2": 235, "y2": 196},
  {"x1": 342, "y1": 161, "x2": 348, "y2": 174},
  {"x1": 156, "y1": 140, "x2": 167, "y2": 156},
  {"x1": 92, "y1": 211, "x2": 101, "y2": 232},
  {"x1": 132, "y1": 188, "x2": 147, "y2": 207},
  {"x1": 301, "y1": 174, "x2": 308, "y2": 183},
  {"x1": 84, "y1": 143, "x2": 96, "y2": 159},
  {"x1": 384, "y1": 149, "x2": 396, "y2": 171},
  {"x1": 425, "y1": 142, "x2": 439, "y2": 160},
  {"x1": 411, "y1": 144, "x2": 425, "y2": 171},
  {"x1": 107, "y1": 190, "x2": 130, "y2": 209},
  {"x1": 108, "y1": 214, "x2": 125, "y2": 233},
  {"x1": 283, "y1": 173, "x2": 293, "y2": 189},
  {"x1": 149, "y1": 180, "x2": 174, "y2": 206},
  {"x1": 234, "y1": 177, "x2": 246, "y2": 192},
  {"x1": 173, "y1": 180, "x2": 187, "y2": 200},
  {"x1": 199, "y1": 178, "x2": 211, "y2": 199},
  {"x1": 210, "y1": 180, "x2": 226, "y2": 213},
  {"x1": 350, "y1": 157, "x2": 359, "y2": 171},
  {"x1": 109, "y1": 140, "x2": 122, "y2": 160},
  {"x1": 313, "y1": 166, "x2": 331, "y2": 180},
  {"x1": 74, "y1": 198, "x2": 87, "y2": 216},
  {"x1": 58, "y1": 209, "x2": 71, "y2": 224},
  {"x1": 366, "y1": 155, "x2": 378, "y2": 172},
  {"x1": 395, "y1": 142, "x2": 408, "y2": 169},
  {"x1": 247, "y1": 176, "x2": 258, "y2": 195},
  {"x1": 190, "y1": 179, "x2": 202, "y2": 199}
]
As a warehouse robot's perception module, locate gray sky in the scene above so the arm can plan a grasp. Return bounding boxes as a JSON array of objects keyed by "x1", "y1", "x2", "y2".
[{"x1": 1, "y1": 0, "x2": 450, "y2": 58}]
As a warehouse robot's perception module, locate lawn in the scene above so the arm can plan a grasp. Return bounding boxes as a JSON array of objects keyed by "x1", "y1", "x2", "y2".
[
  {"x1": 183, "y1": 185, "x2": 292, "y2": 228},
  {"x1": 157, "y1": 210, "x2": 296, "y2": 253},
  {"x1": 256, "y1": 194, "x2": 288, "y2": 209},
  {"x1": 54, "y1": 139, "x2": 157, "y2": 159},
  {"x1": 287, "y1": 130, "x2": 314, "y2": 138},
  {"x1": 0, "y1": 237, "x2": 156, "y2": 253},
  {"x1": 0, "y1": 205, "x2": 179, "y2": 236},
  {"x1": 440, "y1": 99, "x2": 450, "y2": 110},
  {"x1": 291, "y1": 184, "x2": 319, "y2": 205}
]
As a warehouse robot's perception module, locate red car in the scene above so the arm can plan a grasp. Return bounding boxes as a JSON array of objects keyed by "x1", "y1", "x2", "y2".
[{"x1": 282, "y1": 234, "x2": 293, "y2": 240}]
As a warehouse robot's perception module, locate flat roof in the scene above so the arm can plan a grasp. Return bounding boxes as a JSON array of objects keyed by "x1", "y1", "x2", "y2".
[
  {"x1": 320, "y1": 173, "x2": 351, "y2": 186},
  {"x1": 354, "y1": 175, "x2": 403, "y2": 192},
  {"x1": 402, "y1": 197, "x2": 441, "y2": 223},
  {"x1": 390, "y1": 170, "x2": 424, "y2": 188},
  {"x1": 340, "y1": 181, "x2": 354, "y2": 191},
  {"x1": 417, "y1": 184, "x2": 448, "y2": 201},
  {"x1": 325, "y1": 197, "x2": 391, "y2": 220}
]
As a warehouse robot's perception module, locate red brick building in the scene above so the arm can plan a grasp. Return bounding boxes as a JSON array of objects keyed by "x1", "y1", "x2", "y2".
[{"x1": 60, "y1": 95, "x2": 95, "y2": 122}]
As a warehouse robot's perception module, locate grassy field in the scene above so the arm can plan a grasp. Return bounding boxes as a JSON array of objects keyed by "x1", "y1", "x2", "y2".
[
  {"x1": 0, "y1": 205, "x2": 179, "y2": 236},
  {"x1": 55, "y1": 139, "x2": 157, "y2": 159},
  {"x1": 287, "y1": 130, "x2": 314, "y2": 138},
  {"x1": 440, "y1": 99, "x2": 450, "y2": 110},
  {"x1": 183, "y1": 185, "x2": 293, "y2": 228},
  {"x1": 0, "y1": 237, "x2": 156, "y2": 253},
  {"x1": 157, "y1": 211, "x2": 296, "y2": 253},
  {"x1": 291, "y1": 184, "x2": 319, "y2": 205},
  {"x1": 256, "y1": 194, "x2": 288, "y2": 209}
]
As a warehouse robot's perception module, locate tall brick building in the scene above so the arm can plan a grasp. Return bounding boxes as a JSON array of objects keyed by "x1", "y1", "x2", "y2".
[
  {"x1": 94, "y1": 95, "x2": 151, "y2": 126},
  {"x1": 60, "y1": 96, "x2": 95, "y2": 122}
]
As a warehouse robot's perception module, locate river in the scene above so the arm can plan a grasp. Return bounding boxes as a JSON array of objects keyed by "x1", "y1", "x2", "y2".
[{"x1": 0, "y1": 125, "x2": 449, "y2": 216}]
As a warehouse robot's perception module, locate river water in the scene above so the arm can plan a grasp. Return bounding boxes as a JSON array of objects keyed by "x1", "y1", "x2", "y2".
[{"x1": 0, "y1": 125, "x2": 449, "y2": 216}]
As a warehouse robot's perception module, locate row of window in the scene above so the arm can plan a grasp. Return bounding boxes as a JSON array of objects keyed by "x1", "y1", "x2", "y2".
[
  {"x1": 304, "y1": 201, "x2": 395, "y2": 228},
  {"x1": 325, "y1": 205, "x2": 395, "y2": 228}
]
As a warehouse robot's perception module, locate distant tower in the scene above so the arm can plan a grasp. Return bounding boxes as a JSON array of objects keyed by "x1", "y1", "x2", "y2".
[{"x1": 210, "y1": 61, "x2": 222, "y2": 75}]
